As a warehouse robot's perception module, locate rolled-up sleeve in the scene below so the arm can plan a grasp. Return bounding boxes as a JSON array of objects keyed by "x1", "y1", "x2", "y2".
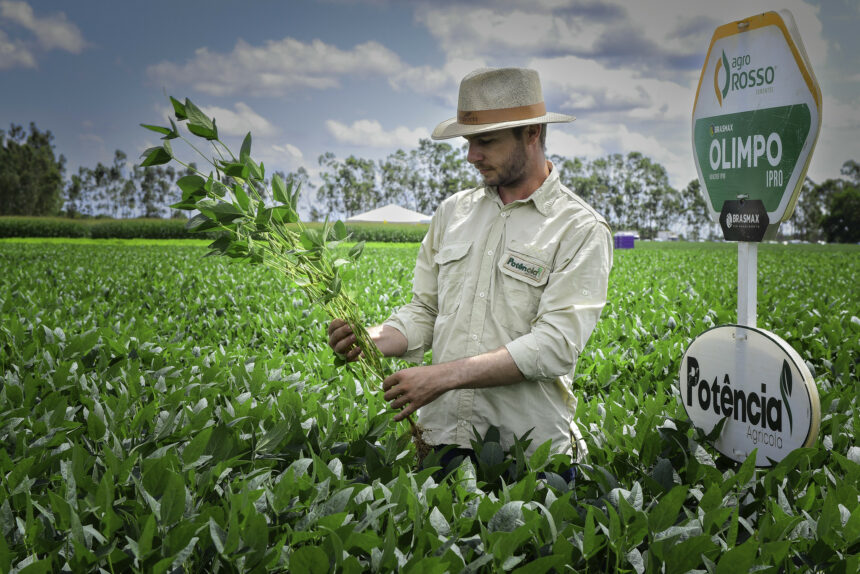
[
  {"x1": 505, "y1": 220, "x2": 613, "y2": 380},
  {"x1": 383, "y1": 213, "x2": 441, "y2": 363}
]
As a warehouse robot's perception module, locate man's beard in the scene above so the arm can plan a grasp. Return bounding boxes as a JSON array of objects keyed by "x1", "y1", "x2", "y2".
[{"x1": 477, "y1": 139, "x2": 528, "y2": 188}]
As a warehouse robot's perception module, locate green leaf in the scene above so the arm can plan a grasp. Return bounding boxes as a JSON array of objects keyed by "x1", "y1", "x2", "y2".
[
  {"x1": 272, "y1": 173, "x2": 288, "y2": 204},
  {"x1": 233, "y1": 184, "x2": 250, "y2": 212},
  {"x1": 648, "y1": 485, "x2": 688, "y2": 533},
  {"x1": 0, "y1": 530, "x2": 11, "y2": 573},
  {"x1": 138, "y1": 514, "x2": 156, "y2": 559},
  {"x1": 489, "y1": 501, "x2": 525, "y2": 532},
  {"x1": 140, "y1": 124, "x2": 172, "y2": 136},
  {"x1": 255, "y1": 206, "x2": 273, "y2": 229},
  {"x1": 245, "y1": 157, "x2": 263, "y2": 181},
  {"x1": 209, "y1": 518, "x2": 227, "y2": 555},
  {"x1": 333, "y1": 220, "x2": 348, "y2": 241},
  {"x1": 256, "y1": 421, "x2": 293, "y2": 455},
  {"x1": 511, "y1": 555, "x2": 569, "y2": 574},
  {"x1": 211, "y1": 180, "x2": 229, "y2": 198},
  {"x1": 209, "y1": 201, "x2": 245, "y2": 223},
  {"x1": 223, "y1": 162, "x2": 249, "y2": 179},
  {"x1": 184, "y1": 98, "x2": 218, "y2": 140},
  {"x1": 348, "y1": 241, "x2": 366, "y2": 260},
  {"x1": 240, "y1": 132, "x2": 252, "y2": 162},
  {"x1": 17, "y1": 558, "x2": 52, "y2": 574},
  {"x1": 139, "y1": 146, "x2": 172, "y2": 167},
  {"x1": 206, "y1": 235, "x2": 232, "y2": 255},
  {"x1": 177, "y1": 174, "x2": 206, "y2": 196},
  {"x1": 185, "y1": 213, "x2": 219, "y2": 233},
  {"x1": 159, "y1": 473, "x2": 185, "y2": 525},
  {"x1": 170, "y1": 96, "x2": 187, "y2": 120},
  {"x1": 86, "y1": 407, "x2": 107, "y2": 441},
  {"x1": 715, "y1": 537, "x2": 758, "y2": 574},
  {"x1": 188, "y1": 121, "x2": 218, "y2": 141},
  {"x1": 300, "y1": 229, "x2": 323, "y2": 250},
  {"x1": 528, "y1": 440, "x2": 552, "y2": 470},
  {"x1": 290, "y1": 546, "x2": 330, "y2": 574}
]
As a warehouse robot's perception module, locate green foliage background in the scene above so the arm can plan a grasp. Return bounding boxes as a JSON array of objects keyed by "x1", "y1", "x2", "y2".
[
  {"x1": 0, "y1": 239, "x2": 857, "y2": 572},
  {"x1": 0, "y1": 217, "x2": 429, "y2": 243}
]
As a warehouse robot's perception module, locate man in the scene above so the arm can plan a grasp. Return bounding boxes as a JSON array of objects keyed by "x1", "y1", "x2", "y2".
[{"x1": 328, "y1": 67, "x2": 612, "y2": 463}]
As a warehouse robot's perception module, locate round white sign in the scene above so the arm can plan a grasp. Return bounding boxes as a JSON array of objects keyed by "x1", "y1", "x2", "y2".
[{"x1": 680, "y1": 325, "x2": 820, "y2": 466}]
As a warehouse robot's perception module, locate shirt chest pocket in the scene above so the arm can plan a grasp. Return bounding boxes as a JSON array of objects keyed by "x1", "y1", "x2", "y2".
[
  {"x1": 493, "y1": 246, "x2": 551, "y2": 336},
  {"x1": 434, "y1": 241, "x2": 472, "y2": 316}
]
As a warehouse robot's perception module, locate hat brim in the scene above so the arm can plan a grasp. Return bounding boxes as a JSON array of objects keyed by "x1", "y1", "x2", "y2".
[{"x1": 431, "y1": 112, "x2": 575, "y2": 140}]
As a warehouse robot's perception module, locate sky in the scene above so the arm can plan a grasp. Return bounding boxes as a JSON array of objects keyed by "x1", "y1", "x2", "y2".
[{"x1": 1, "y1": 0, "x2": 858, "y2": 214}]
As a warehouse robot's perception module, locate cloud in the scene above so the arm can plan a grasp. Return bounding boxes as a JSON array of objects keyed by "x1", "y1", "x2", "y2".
[
  {"x1": 414, "y1": 0, "x2": 827, "y2": 77},
  {"x1": 532, "y1": 55, "x2": 692, "y2": 121},
  {"x1": 199, "y1": 102, "x2": 277, "y2": 138},
  {"x1": 389, "y1": 57, "x2": 487, "y2": 106},
  {"x1": 0, "y1": 28, "x2": 34, "y2": 68},
  {"x1": 272, "y1": 142, "x2": 303, "y2": 160},
  {"x1": 0, "y1": 1, "x2": 85, "y2": 53},
  {"x1": 148, "y1": 37, "x2": 404, "y2": 97},
  {"x1": 78, "y1": 133, "x2": 103, "y2": 145},
  {"x1": 325, "y1": 119, "x2": 430, "y2": 148},
  {"x1": 548, "y1": 121, "x2": 693, "y2": 188}
]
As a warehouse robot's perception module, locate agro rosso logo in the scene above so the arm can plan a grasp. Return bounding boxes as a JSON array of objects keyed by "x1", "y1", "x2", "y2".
[{"x1": 714, "y1": 50, "x2": 776, "y2": 106}]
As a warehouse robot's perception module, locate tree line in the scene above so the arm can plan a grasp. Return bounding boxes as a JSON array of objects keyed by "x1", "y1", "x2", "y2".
[{"x1": 1, "y1": 122, "x2": 857, "y2": 242}]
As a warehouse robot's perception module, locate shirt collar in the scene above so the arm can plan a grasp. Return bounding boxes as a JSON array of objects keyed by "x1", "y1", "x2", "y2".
[{"x1": 482, "y1": 161, "x2": 560, "y2": 217}]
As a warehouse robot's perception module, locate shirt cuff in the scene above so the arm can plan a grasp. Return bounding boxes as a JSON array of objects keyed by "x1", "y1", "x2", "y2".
[
  {"x1": 382, "y1": 318, "x2": 426, "y2": 363},
  {"x1": 505, "y1": 334, "x2": 543, "y2": 381}
]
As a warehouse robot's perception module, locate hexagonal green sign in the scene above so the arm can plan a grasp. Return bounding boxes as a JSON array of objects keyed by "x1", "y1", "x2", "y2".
[{"x1": 692, "y1": 10, "x2": 822, "y2": 232}]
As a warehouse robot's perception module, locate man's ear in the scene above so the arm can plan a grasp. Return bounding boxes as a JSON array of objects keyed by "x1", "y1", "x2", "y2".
[{"x1": 525, "y1": 124, "x2": 542, "y2": 146}]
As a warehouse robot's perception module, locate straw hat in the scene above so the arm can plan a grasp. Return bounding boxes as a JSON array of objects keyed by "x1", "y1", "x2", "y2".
[{"x1": 431, "y1": 67, "x2": 575, "y2": 140}]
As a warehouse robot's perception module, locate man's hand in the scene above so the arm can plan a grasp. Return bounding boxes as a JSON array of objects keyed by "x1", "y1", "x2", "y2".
[
  {"x1": 381, "y1": 347, "x2": 526, "y2": 421},
  {"x1": 327, "y1": 320, "x2": 409, "y2": 361},
  {"x1": 327, "y1": 319, "x2": 362, "y2": 362},
  {"x1": 383, "y1": 365, "x2": 454, "y2": 422}
]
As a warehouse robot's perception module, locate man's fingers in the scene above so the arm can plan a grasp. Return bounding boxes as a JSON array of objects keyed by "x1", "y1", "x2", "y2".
[
  {"x1": 328, "y1": 321, "x2": 356, "y2": 352},
  {"x1": 382, "y1": 373, "x2": 400, "y2": 392},
  {"x1": 392, "y1": 402, "x2": 416, "y2": 422},
  {"x1": 327, "y1": 319, "x2": 346, "y2": 336},
  {"x1": 331, "y1": 333, "x2": 357, "y2": 355}
]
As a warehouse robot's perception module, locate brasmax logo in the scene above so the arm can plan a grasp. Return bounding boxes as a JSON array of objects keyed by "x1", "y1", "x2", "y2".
[{"x1": 714, "y1": 50, "x2": 776, "y2": 106}]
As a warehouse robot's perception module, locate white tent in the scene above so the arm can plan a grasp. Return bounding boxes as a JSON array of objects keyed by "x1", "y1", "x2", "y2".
[{"x1": 346, "y1": 203, "x2": 431, "y2": 224}]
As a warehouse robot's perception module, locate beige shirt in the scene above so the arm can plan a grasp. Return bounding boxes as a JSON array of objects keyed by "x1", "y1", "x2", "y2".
[{"x1": 384, "y1": 165, "x2": 613, "y2": 457}]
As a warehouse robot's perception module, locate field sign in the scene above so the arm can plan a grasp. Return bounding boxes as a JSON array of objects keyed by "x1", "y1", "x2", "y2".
[
  {"x1": 680, "y1": 325, "x2": 821, "y2": 466},
  {"x1": 692, "y1": 10, "x2": 822, "y2": 239}
]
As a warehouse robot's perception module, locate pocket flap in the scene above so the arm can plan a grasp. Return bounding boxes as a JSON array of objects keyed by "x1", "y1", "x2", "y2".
[
  {"x1": 434, "y1": 241, "x2": 472, "y2": 265},
  {"x1": 498, "y1": 248, "x2": 550, "y2": 287}
]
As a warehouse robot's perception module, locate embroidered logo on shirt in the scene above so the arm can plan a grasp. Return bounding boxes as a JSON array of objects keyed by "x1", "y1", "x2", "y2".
[{"x1": 503, "y1": 254, "x2": 545, "y2": 282}]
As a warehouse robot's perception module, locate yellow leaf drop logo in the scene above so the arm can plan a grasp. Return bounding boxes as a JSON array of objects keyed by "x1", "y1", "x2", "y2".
[{"x1": 713, "y1": 51, "x2": 731, "y2": 106}]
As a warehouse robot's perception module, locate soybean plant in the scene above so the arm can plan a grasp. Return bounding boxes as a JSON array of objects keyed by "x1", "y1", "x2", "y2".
[{"x1": 140, "y1": 97, "x2": 429, "y2": 458}]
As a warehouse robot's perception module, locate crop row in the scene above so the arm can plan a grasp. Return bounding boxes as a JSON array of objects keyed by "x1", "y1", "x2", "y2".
[
  {"x1": 0, "y1": 240, "x2": 857, "y2": 572},
  {"x1": 0, "y1": 217, "x2": 429, "y2": 243}
]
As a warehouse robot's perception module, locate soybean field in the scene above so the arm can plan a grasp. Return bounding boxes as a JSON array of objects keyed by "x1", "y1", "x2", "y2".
[{"x1": 0, "y1": 239, "x2": 857, "y2": 573}]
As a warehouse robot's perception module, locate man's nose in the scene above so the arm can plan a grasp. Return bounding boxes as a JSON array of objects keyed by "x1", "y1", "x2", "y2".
[{"x1": 466, "y1": 143, "x2": 481, "y2": 163}]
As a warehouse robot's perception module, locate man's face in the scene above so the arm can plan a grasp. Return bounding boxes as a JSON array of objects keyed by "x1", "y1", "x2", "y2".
[{"x1": 465, "y1": 128, "x2": 528, "y2": 188}]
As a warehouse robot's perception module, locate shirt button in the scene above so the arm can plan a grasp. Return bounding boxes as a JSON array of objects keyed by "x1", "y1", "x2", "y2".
[
  {"x1": 487, "y1": 250, "x2": 493, "y2": 256},
  {"x1": 471, "y1": 334, "x2": 478, "y2": 341},
  {"x1": 479, "y1": 292, "x2": 485, "y2": 298}
]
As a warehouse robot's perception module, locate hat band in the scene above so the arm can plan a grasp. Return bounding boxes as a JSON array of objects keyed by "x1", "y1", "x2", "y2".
[{"x1": 457, "y1": 102, "x2": 546, "y2": 125}]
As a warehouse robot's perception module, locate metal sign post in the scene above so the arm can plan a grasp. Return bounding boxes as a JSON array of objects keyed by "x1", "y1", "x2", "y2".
[{"x1": 737, "y1": 242, "x2": 756, "y2": 327}]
